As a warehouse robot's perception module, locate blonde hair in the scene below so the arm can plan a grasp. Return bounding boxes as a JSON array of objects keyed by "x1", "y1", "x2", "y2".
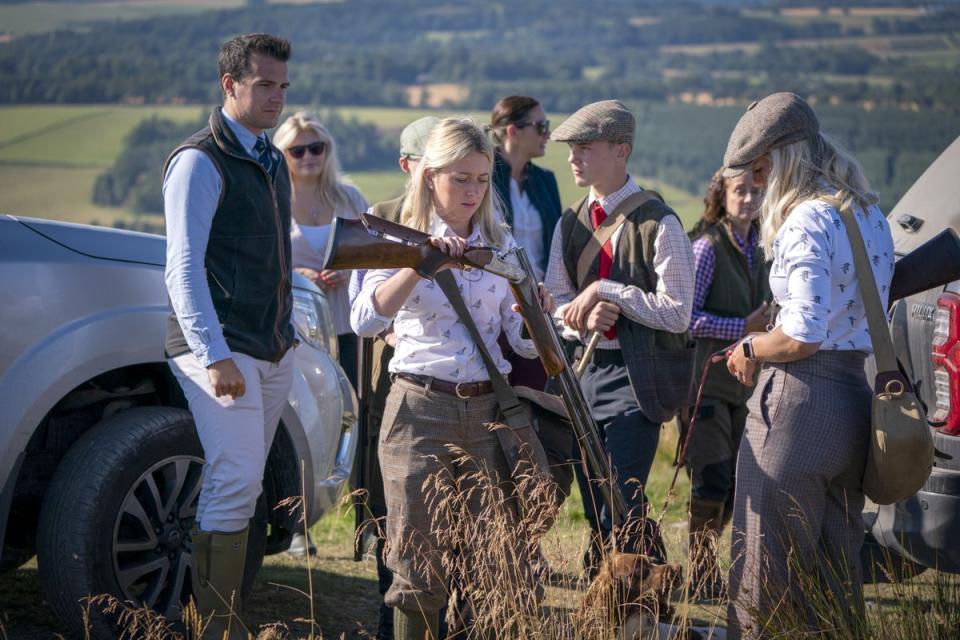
[
  {"x1": 273, "y1": 111, "x2": 353, "y2": 212},
  {"x1": 400, "y1": 117, "x2": 507, "y2": 245},
  {"x1": 760, "y1": 132, "x2": 878, "y2": 257}
]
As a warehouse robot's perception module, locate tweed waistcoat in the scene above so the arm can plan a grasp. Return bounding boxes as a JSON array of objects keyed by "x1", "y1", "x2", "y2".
[
  {"x1": 693, "y1": 222, "x2": 771, "y2": 405},
  {"x1": 561, "y1": 196, "x2": 694, "y2": 423},
  {"x1": 164, "y1": 107, "x2": 295, "y2": 363}
]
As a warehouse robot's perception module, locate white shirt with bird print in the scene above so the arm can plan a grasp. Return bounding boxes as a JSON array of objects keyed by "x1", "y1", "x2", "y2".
[
  {"x1": 350, "y1": 217, "x2": 536, "y2": 383},
  {"x1": 769, "y1": 198, "x2": 894, "y2": 352}
]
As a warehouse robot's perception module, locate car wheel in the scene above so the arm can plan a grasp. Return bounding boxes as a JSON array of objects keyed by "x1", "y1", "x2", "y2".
[{"x1": 36, "y1": 406, "x2": 266, "y2": 639}]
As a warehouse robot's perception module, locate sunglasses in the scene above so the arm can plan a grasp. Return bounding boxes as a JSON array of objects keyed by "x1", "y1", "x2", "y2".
[
  {"x1": 516, "y1": 119, "x2": 550, "y2": 136},
  {"x1": 287, "y1": 141, "x2": 326, "y2": 159}
]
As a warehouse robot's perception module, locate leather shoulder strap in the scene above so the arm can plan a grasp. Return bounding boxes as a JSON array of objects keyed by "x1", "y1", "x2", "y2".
[
  {"x1": 836, "y1": 204, "x2": 897, "y2": 373},
  {"x1": 575, "y1": 190, "x2": 662, "y2": 289}
]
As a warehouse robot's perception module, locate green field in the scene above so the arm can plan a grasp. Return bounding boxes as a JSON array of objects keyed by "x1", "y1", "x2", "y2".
[
  {"x1": 0, "y1": 104, "x2": 704, "y2": 229},
  {"x1": 0, "y1": 0, "x2": 245, "y2": 36}
]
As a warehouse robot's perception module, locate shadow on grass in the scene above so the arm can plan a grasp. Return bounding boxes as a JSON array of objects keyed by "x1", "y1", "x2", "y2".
[{"x1": 0, "y1": 558, "x2": 382, "y2": 640}]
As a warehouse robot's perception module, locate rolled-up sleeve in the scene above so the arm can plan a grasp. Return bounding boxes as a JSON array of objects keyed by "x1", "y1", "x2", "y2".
[
  {"x1": 776, "y1": 207, "x2": 832, "y2": 343},
  {"x1": 597, "y1": 215, "x2": 694, "y2": 333},
  {"x1": 350, "y1": 268, "x2": 398, "y2": 337}
]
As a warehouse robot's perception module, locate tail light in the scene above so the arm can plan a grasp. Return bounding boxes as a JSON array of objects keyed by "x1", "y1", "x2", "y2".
[{"x1": 931, "y1": 292, "x2": 960, "y2": 434}]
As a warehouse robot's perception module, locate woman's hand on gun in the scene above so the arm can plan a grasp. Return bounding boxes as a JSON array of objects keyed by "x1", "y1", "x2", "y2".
[
  {"x1": 429, "y1": 235, "x2": 469, "y2": 259},
  {"x1": 512, "y1": 282, "x2": 556, "y2": 314}
]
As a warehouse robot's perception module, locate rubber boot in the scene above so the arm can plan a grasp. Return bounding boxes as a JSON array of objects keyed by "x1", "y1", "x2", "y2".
[
  {"x1": 688, "y1": 497, "x2": 726, "y2": 603},
  {"x1": 393, "y1": 608, "x2": 439, "y2": 640},
  {"x1": 191, "y1": 527, "x2": 249, "y2": 640}
]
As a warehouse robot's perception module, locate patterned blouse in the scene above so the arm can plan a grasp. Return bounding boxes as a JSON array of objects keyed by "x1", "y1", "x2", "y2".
[
  {"x1": 350, "y1": 217, "x2": 536, "y2": 383},
  {"x1": 770, "y1": 199, "x2": 894, "y2": 351}
]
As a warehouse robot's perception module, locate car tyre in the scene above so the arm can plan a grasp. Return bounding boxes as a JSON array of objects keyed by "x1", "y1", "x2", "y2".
[{"x1": 36, "y1": 406, "x2": 266, "y2": 639}]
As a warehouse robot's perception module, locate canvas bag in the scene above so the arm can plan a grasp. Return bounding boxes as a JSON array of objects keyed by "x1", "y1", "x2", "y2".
[{"x1": 837, "y1": 203, "x2": 934, "y2": 505}]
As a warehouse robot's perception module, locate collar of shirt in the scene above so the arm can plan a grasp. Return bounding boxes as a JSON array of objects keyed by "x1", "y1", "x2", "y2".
[
  {"x1": 428, "y1": 214, "x2": 484, "y2": 244},
  {"x1": 221, "y1": 108, "x2": 264, "y2": 159},
  {"x1": 729, "y1": 223, "x2": 758, "y2": 252},
  {"x1": 587, "y1": 175, "x2": 642, "y2": 214}
]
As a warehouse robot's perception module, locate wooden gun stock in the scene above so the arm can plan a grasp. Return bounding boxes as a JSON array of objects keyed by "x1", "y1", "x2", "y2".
[{"x1": 322, "y1": 214, "x2": 524, "y2": 282}]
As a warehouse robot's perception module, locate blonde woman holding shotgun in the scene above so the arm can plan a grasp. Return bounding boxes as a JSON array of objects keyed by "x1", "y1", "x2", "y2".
[
  {"x1": 724, "y1": 93, "x2": 894, "y2": 638},
  {"x1": 350, "y1": 118, "x2": 554, "y2": 640}
]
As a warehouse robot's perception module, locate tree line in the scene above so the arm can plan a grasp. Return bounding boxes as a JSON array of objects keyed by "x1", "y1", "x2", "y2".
[
  {"x1": 0, "y1": 0, "x2": 957, "y2": 109},
  {"x1": 94, "y1": 110, "x2": 397, "y2": 215}
]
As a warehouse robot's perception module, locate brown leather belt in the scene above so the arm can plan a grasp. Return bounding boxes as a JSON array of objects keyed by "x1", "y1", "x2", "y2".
[{"x1": 394, "y1": 373, "x2": 494, "y2": 398}]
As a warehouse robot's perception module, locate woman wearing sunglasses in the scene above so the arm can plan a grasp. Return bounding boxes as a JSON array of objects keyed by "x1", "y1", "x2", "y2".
[
  {"x1": 488, "y1": 96, "x2": 562, "y2": 390},
  {"x1": 274, "y1": 111, "x2": 368, "y2": 386}
]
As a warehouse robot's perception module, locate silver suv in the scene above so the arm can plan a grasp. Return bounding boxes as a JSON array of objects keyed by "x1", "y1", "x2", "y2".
[
  {"x1": 0, "y1": 215, "x2": 356, "y2": 637},
  {"x1": 862, "y1": 136, "x2": 960, "y2": 580}
]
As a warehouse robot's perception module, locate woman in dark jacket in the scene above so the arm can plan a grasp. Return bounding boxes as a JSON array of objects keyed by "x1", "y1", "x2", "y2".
[{"x1": 489, "y1": 95, "x2": 562, "y2": 388}]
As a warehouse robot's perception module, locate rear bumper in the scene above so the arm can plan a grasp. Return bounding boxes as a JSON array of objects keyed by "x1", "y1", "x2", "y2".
[{"x1": 869, "y1": 466, "x2": 960, "y2": 574}]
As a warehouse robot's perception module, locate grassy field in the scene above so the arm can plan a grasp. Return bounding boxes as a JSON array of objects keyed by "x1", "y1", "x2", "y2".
[
  {"x1": 0, "y1": 426, "x2": 695, "y2": 639},
  {"x1": 3, "y1": 420, "x2": 957, "y2": 638},
  {"x1": 0, "y1": 104, "x2": 704, "y2": 230}
]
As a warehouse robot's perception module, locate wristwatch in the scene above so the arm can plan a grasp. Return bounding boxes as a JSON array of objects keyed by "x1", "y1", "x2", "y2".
[{"x1": 741, "y1": 336, "x2": 756, "y2": 361}]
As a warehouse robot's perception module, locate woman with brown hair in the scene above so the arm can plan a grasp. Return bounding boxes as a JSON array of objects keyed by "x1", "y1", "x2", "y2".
[
  {"x1": 685, "y1": 166, "x2": 770, "y2": 600},
  {"x1": 274, "y1": 111, "x2": 368, "y2": 384},
  {"x1": 489, "y1": 95, "x2": 562, "y2": 389}
]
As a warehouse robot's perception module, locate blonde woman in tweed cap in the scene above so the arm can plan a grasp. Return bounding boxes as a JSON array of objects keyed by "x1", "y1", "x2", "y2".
[
  {"x1": 724, "y1": 93, "x2": 894, "y2": 637},
  {"x1": 351, "y1": 117, "x2": 554, "y2": 640}
]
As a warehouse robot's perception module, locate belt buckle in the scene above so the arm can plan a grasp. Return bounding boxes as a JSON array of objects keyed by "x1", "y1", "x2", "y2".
[{"x1": 454, "y1": 382, "x2": 471, "y2": 399}]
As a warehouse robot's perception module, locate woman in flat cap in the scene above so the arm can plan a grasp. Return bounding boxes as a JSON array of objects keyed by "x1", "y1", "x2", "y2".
[{"x1": 723, "y1": 92, "x2": 894, "y2": 637}]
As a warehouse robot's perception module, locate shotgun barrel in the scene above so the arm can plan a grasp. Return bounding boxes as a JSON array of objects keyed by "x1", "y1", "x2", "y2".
[
  {"x1": 509, "y1": 248, "x2": 629, "y2": 527},
  {"x1": 889, "y1": 228, "x2": 960, "y2": 305}
]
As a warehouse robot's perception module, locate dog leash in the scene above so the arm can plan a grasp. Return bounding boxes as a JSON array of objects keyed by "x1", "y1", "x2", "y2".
[{"x1": 656, "y1": 343, "x2": 739, "y2": 523}]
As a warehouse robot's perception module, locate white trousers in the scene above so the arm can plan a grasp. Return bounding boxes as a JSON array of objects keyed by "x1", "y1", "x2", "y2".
[{"x1": 169, "y1": 349, "x2": 294, "y2": 532}]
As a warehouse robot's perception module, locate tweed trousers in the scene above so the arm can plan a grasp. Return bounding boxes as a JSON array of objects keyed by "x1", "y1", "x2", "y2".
[
  {"x1": 379, "y1": 377, "x2": 520, "y2": 614},
  {"x1": 727, "y1": 350, "x2": 871, "y2": 639}
]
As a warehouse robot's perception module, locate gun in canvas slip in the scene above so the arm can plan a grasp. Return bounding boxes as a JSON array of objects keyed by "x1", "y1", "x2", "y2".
[{"x1": 323, "y1": 215, "x2": 629, "y2": 527}]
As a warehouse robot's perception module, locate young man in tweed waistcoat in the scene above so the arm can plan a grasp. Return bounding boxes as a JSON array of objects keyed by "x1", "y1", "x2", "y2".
[{"x1": 544, "y1": 100, "x2": 696, "y2": 570}]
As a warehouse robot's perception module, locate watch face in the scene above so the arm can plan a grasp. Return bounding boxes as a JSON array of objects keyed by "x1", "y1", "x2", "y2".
[{"x1": 742, "y1": 340, "x2": 753, "y2": 360}]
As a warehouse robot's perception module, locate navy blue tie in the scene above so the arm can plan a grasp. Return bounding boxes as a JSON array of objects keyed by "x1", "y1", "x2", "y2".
[{"x1": 254, "y1": 136, "x2": 276, "y2": 179}]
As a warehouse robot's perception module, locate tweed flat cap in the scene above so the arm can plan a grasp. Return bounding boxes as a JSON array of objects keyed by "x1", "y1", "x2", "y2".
[
  {"x1": 551, "y1": 100, "x2": 634, "y2": 145},
  {"x1": 724, "y1": 92, "x2": 820, "y2": 169},
  {"x1": 400, "y1": 116, "x2": 440, "y2": 159}
]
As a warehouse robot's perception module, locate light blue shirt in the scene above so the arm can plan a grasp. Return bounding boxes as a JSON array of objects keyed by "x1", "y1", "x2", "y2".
[{"x1": 163, "y1": 109, "x2": 270, "y2": 367}]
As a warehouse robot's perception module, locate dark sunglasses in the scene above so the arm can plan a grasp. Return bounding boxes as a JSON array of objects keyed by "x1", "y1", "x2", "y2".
[
  {"x1": 516, "y1": 119, "x2": 550, "y2": 136},
  {"x1": 287, "y1": 141, "x2": 326, "y2": 158}
]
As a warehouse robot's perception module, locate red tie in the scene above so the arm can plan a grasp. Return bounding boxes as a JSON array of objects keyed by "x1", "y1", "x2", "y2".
[{"x1": 590, "y1": 201, "x2": 617, "y2": 339}]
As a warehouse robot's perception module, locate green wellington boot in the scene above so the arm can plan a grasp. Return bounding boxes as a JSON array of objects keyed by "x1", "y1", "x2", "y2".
[
  {"x1": 191, "y1": 527, "x2": 250, "y2": 640},
  {"x1": 394, "y1": 607, "x2": 440, "y2": 640}
]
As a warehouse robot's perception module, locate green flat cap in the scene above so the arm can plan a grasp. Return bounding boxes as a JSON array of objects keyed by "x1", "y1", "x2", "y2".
[
  {"x1": 724, "y1": 92, "x2": 820, "y2": 169},
  {"x1": 399, "y1": 116, "x2": 440, "y2": 160},
  {"x1": 551, "y1": 100, "x2": 634, "y2": 146}
]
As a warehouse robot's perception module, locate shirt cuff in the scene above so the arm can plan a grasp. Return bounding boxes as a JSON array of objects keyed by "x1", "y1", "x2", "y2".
[
  {"x1": 597, "y1": 279, "x2": 626, "y2": 304},
  {"x1": 197, "y1": 339, "x2": 232, "y2": 368}
]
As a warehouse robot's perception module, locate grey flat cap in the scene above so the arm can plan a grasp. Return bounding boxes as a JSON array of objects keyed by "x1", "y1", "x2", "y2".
[
  {"x1": 724, "y1": 92, "x2": 820, "y2": 169},
  {"x1": 400, "y1": 116, "x2": 440, "y2": 159},
  {"x1": 551, "y1": 100, "x2": 634, "y2": 146}
]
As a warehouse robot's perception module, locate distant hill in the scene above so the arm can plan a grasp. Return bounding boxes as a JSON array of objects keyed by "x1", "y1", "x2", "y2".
[{"x1": 0, "y1": 0, "x2": 956, "y2": 110}]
